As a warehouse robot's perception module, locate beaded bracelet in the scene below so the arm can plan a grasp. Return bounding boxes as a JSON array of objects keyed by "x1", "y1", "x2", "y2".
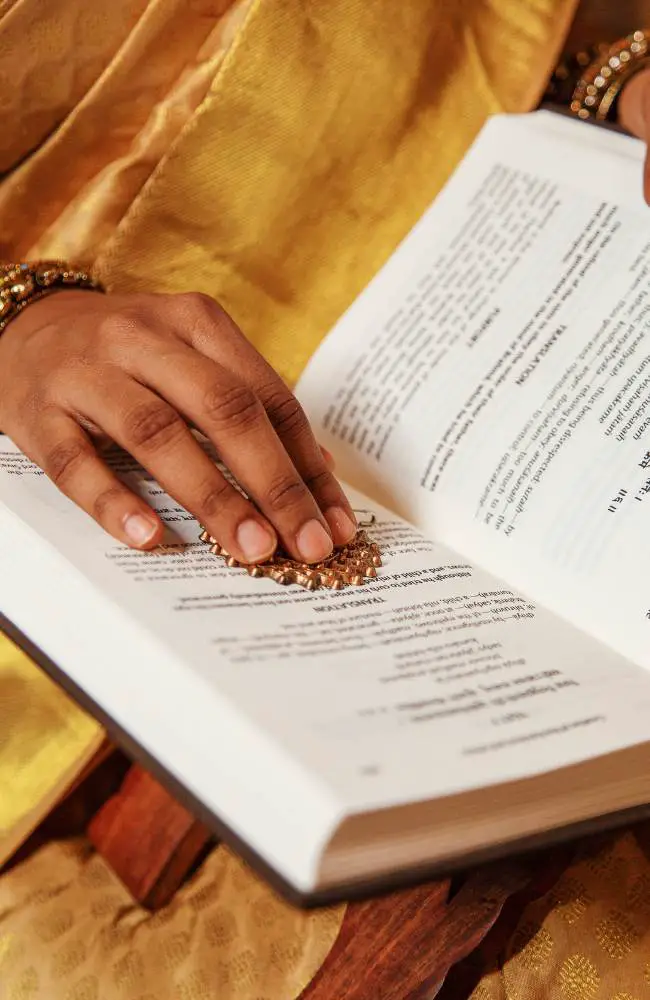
[
  {"x1": 0, "y1": 261, "x2": 103, "y2": 336},
  {"x1": 570, "y1": 29, "x2": 650, "y2": 122}
]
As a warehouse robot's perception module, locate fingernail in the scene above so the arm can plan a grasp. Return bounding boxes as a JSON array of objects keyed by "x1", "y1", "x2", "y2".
[
  {"x1": 237, "y1": 520, "x2": 276, "y2": 562},
  {"x1": 296, "y1": 519, "x2": 333, "y2": 562},
  {"x1": 124, "y1": 513, "x2": 158, "y2": 547},
  {"x1": 325, "y1": 506, "x2": 357, "y2": 545}
]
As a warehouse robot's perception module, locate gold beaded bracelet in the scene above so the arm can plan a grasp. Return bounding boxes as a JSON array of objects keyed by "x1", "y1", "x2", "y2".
[
  {"x1": 571, "y1": 29, "x2": 650, "y2": 122},
  {"x1": 0, "y1": 260, "x2": 103, "y2": 336}
]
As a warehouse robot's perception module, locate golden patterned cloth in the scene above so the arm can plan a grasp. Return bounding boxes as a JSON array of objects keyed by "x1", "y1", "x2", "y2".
[
  {"x1": 0, "y1": 0, "x2": 604, "y2": 997},
  {"x1": 0, "y1": 839, "x2": 341, "y2": 1000},
  {"x1": 469, "y1": 827, "x2": 650, "y2": 1000}
]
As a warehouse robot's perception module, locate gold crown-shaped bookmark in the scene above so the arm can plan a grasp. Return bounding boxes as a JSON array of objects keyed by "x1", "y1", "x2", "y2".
[{"x1": 198, "y1": 520, "x2": 381, "y2": 591}]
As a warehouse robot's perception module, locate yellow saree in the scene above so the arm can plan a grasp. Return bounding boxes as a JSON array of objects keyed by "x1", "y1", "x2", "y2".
[
  {"x1": 0, "y1": 1, "x2": 583, "y2": 997},
  {"x1": 0, "y1": 0, "x2": 574, "y2": 383}
]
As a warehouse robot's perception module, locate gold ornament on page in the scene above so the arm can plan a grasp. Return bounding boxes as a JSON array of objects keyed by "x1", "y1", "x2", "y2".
[{"x1": 198, "y1": 513, "x2": 381, "y2": 590}]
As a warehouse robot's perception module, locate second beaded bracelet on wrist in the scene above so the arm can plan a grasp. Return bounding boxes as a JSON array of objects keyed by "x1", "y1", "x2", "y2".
[{"x1": 0, "y1": 261, "x2": 103, "y2": 336}]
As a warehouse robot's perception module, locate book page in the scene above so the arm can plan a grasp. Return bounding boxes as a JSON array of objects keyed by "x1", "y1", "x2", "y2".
[
  {"x1": 298, "y1": 111, "x2": 650, "y2": 671},
  {"x1": 2, "y1": 437, "x2": 650, "y2": 889}
]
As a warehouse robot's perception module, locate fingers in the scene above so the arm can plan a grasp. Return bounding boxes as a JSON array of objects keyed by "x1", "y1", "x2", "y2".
[
  {"x1": 20, "y1": 410, "x2": 163, "y2": 548},
  {"x1": 67, "y1": 375, "x2": 280, "y2": 565},
  {"x1": 15, "y1": 290, "x2": 351, "y2": 564},
  {"x1": 122, "y1": 345, "x2": 335, "y2": 562},
  {"x1": 255, "y1": 377, "x2": 356, "y2": 544},
  {"x1": 161, "y1": 292, "x2": 356, "y2": 546}
]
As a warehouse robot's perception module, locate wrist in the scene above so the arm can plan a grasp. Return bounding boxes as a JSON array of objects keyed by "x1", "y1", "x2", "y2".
[
  {"x1": 559, "y1": 30, "x2": 650, "y2": 124},
  {"x1": 617, "y1": 65, "x2": 650, "y2": 137},
  {"x1": 0, "y1": 261, "x2": 103, "y2": 338},
  {"x1": 3, "y1": 286, "x2": 101, "y2": 329}
]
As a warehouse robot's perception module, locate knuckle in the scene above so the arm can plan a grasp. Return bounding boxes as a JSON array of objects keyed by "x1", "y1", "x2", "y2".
[
  {"x1": 173, "y1": 291, "x2": 215, "y2": 317},
  {"x1": 197, "y1": 478, "x2": 234, "y2": 519},
  {"x1": 168, "y1": 292, "x2": 236, "y2": 350},
  {"x1": 266, "y1": 475, "x2": 309, "y2": 512},
  {"x1": 303, "y1": 468, "x2": 334, "y2": 495},
  {"x1": 264, "y1": 388, "x2": 309, "y2": 439},
  {"x1": 92, "y1": 485, "x2": 129, "y2": 519},
  {"x1": 45, "y1": 438, "x2": 92, "y2": 486},
  {"x1": 202, "y1": 382, "x2": 262, "y2": 433},
  {"x1": 98, "y1": 310, "x2": 152, "y2": 351},
  {"x1": 123, "y1": 400, "x2": 184, "y2": 450}
]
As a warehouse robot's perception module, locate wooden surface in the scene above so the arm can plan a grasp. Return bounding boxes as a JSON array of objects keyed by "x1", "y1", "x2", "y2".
[
  {"x1": 72, "y1": 762, "x2": 571, "y2": 995},
  {"x1": 87, "y1": 765, "x2": 213, "y2": 910},
  {"x1": 299, "y1": 861, "x2": 548, "y2": 1000}
]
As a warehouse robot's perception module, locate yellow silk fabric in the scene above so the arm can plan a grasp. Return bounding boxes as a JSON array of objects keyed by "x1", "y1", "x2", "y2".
[
  {"x1": 470, "y1": 827, "x2": 650, "y2": 1000},
  {"x1": 0, "y1": 638, "x2": 102, "y2": 865},
  {"x1": 0, "y1": 0, "x2": 576, "y2": 387},
  {"x1": 0, "y1": 0, "x2": 255, "y2": 267}
]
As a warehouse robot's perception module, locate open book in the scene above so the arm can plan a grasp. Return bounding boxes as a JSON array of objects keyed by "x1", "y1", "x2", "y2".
[{"x1": 3, "y1": 110, "x2": 650, "y2": 904}]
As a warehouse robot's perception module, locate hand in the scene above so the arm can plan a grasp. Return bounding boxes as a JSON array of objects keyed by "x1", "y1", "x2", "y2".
[
  {"x1": 617, "y1": 66, "x2": 650, "y2": 202},
  {"x1": 0, "y1": 289, "x2": 356, "y2": 561}
]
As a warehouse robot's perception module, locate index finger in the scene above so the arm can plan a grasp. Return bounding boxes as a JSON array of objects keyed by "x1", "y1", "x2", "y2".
[
  {"x1": 168, "y1": 294, "x2": 357, "y2": 545},
  {"x1": 119, "y1": 338, "x2": 336, "y2": 563}
]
